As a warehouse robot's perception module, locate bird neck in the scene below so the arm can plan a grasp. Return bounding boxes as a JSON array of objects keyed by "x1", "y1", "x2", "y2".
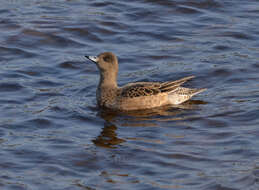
[{"x1": 98, "y1": 70, "x2": 118, "y2": 89}]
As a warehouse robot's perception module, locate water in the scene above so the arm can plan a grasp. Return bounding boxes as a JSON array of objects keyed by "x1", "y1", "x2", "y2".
[{"x1": 0, "y1": 0, "x2": 259, "y2": 189}]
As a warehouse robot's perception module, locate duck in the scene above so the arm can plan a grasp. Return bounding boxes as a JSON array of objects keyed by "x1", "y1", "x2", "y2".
[{"x1": 85, "y1": 52, "x2": 206, "y2": 111}]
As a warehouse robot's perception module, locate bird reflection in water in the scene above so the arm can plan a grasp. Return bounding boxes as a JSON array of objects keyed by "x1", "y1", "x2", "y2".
[
  {"x1": 92, "y1": 122, "x2": 125, "y2": 148},
  {"x1": 92, "y1": 100, "x2": 207, "y2": 148}
]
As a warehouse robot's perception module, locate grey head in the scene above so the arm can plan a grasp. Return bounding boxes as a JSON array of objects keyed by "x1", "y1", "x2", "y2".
[{"x1": 85, "y1": 52, "x2": 118, "y2": 74}]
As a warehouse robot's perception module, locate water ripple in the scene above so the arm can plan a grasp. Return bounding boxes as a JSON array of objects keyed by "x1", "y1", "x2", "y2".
[{"x1": 0, "y1": 0, "x2": 259, "y2": 189}]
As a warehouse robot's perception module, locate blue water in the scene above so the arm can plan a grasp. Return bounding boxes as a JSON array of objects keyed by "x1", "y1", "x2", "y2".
[{"x1": 0, "y1": 0, "x2": 259, "y2": 189}]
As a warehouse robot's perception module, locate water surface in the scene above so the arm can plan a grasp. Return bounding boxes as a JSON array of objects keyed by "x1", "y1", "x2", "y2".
[{"x1": 0, "y1": 0, "x2": 259, "y2": 189}]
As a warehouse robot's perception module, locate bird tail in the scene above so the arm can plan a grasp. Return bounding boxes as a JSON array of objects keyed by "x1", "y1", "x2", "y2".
[
  {"x1": 188, "y1": 88, "x2": 207, "y2": 96},
  {"x1": 168, "y1": 87, "x2": 206, "y2": 105}
]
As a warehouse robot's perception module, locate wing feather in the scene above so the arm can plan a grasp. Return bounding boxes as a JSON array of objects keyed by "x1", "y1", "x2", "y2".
[{"x1": 120, "y1": 76, "x2": 195, "y2": 98}]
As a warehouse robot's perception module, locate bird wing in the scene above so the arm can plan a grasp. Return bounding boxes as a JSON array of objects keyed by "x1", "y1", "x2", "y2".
[
  {"x1": 119, "y1": 76, "x2": 195, "y2": 98},
  {"x1": 160, "y1": 75, "x2": 195, "y2": 92}
]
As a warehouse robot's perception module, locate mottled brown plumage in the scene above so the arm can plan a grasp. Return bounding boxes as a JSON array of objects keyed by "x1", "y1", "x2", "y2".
[{"x1": 85, "y1": 52, "x2": 206, "y2": 111}]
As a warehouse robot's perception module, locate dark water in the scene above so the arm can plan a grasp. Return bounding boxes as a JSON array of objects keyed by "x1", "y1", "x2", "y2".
[{"x1": 1, "y1": 0, "x2": 259, "y2": 189}]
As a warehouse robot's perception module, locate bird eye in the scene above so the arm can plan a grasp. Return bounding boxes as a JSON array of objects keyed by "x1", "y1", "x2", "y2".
[{"x1": 103, "y1": 56, "x2": 111, "y2": 62}]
